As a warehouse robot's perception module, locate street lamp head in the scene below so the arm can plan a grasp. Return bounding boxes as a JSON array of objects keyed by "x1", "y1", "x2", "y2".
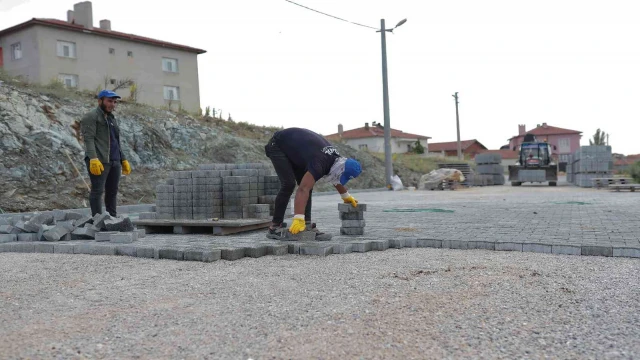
[{"x1": 395, "y1": 19, "x2": 407, "y2": 28}]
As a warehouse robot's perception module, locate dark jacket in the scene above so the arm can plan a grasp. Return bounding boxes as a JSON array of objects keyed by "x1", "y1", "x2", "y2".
[{"x1": 80, "y1": 107, "x2": 126, "y2": 163}]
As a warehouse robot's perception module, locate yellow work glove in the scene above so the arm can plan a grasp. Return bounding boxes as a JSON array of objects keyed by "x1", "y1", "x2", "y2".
[
  {"x1": 341, "y1": 192, "x2": 358, "y2": 207},
  {"x1": 289, "y1": 215, "x2": 307, "y2": 234},
  {"x1": 121, "y1": 160, "x2": 131, "y2": 175},
  {"x1": 89, "y1": 158, "x2": 104, "y2": 176}
]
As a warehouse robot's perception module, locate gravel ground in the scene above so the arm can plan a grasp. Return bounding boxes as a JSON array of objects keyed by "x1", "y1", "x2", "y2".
[{"x1": 1, "y1": 249, "x2": 639, "y2": 359}]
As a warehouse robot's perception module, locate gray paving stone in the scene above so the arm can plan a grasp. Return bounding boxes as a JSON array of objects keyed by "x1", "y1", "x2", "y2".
[
  {"x1": 495, "y1": 242, "x2": 523, "y2": 252},
  {"x1": 136, "y1": 247, "x2": 156, "y2": 258},
  {"x1": 552, "y1": 245, "x2": 581, "y2": 256},
  {"x1": 341, "y1": 220, "x2": 366, "y2": 228},
  {"x1": 184, "y1": 249, "x2": 222, "y2": 262},
  {"x1": 404, "y1": 238, "x2": 418, "y2": 248},
  {"x1": 613, "y1": 247, "x2": 640, "y2": 258},
  {"x1": 523, "y1": 243, "x2": 552, "y2": 254},
  {"x1": 388, "y1": 239, "x2": 405, "y2": 249},
  {"x1": 0, "y1": 234, "x2": 17, "y2": 243},
  {"x1": 34, "y1": 243, "x2": 54, "y2": 253},
  {"x1": 158, "y1": 248, "x2": 184, "y2": 260},
  {"x1": 371, "y1": 240, "x2": 389, "y2": 251},
  {"x1": 115, "y1": 245, "x2": 137, "y2": 257},
  {"x1": 581, "y1": 245, "x2": 613, "y2": 257},
  {"x1": 287, "y1": 243, "x2": 300, "y2": 254},
  {"x1": 299, "y1": 244, "x2": 333, "y2": 256},
  {"x1": 443, "y1": 240, "x2": 468, "y2": 250},
  {"x1": 331, "y1": 243, "x2": 354, "y2": 254},
  {"x1": 468, "y1": 241, "x2": 495, "y2": 250},
  {"x1": 266, "y1": 244, "x2": 288, "y2": 256},
  {"x1": 219, "y1": 248, "x2": 246, "y2": 261},
  {"x1": 53, "y1": 244, "x2": 75, "y2": 254},
  {"x1": 417, "y1": 239, "x2": 442, "y2": 248},
  {"x1": 245, "y1": 245, "x2": 267, "y2": 258}
]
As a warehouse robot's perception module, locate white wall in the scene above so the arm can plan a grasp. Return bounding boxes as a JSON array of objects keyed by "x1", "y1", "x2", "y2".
[{"x1": 0, "y1": 27, "x2": 41, "y2": 82}]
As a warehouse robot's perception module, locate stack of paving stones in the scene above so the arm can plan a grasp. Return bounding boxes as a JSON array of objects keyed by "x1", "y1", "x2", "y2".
[
  {"x1": 339, "y1": 203, "x2": 366, "y2": 235},
  {"x1": 473, "y1": 153, "x2": 505, "y2": 186},
  {"x1": 0, "y1": 210, "x2": 145, "y2": 245},
  {"x1": 148, "y1": 163, "x2": 290, "y2": 221},
  {"x1": 568, "y1": 145, "x2": 613, "y2": 187}
]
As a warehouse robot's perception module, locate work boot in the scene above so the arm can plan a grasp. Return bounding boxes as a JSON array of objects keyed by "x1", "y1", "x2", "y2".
[
  {"x1": 306, "y1": 222, "x2": 333, "y2": 241},
  {"x1": 266, "y1": 222, "x2": 288, "y2": 240}
]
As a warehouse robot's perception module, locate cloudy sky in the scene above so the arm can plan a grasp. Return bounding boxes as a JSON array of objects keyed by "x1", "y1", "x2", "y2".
[{"x1": 2, "y1": 0, "x2": 639, "y2": 154}]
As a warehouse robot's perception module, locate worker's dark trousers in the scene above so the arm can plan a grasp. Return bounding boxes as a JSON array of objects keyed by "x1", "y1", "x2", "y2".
[
  {"x1": 265, "y1": 136, "x2": 312, "y2": 225},
  {"x1": 85, "y1": 158, "x2": 121, "y2": 217}
]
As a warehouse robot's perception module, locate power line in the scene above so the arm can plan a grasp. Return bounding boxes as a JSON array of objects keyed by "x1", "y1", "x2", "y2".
[{"x1": 284, "y1": 0, "x2": 378, "y2": 30}]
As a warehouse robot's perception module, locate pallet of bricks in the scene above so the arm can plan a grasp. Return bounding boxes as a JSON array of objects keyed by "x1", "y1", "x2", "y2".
[
  {"x1": 566, "y1": 153, "x2": 574, "y2": 184},
  {"x1": 471, "y1": 153, "x2": 505, "y2": 186},
  {"x1": 149, "y1": 162, "x2": 291, "y2": 220},
  {"x1": 569, "y1": 145, "x2": 613, "y2": 187}
]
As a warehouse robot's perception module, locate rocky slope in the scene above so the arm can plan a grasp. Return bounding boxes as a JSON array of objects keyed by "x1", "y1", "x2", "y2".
[{"x1": 0, "y1": 80, "x2": 424, "y2": 213}]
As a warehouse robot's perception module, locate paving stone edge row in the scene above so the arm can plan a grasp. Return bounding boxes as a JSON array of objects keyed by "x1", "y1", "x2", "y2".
[{"x1": 0, "y1": 238, "x2": 638, "y2": 262}]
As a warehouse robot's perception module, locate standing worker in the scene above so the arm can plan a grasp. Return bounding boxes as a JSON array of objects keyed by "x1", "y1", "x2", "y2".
[
  {"x1": 264, "y1": 127, "x2": 362, "y2": 240},
  {"x1": 80, "y1": 90, "x2": 131, "y2": 217}
]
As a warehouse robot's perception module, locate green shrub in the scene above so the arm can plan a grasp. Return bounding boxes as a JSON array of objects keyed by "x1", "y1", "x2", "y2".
[{"x1": 630, "y1": 161, "x2": 640, "y2": 183}]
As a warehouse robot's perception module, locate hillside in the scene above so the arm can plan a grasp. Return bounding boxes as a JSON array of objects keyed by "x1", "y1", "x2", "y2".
[{"x1": 0, "y1": 74, "x2": 433, "y2": 213}]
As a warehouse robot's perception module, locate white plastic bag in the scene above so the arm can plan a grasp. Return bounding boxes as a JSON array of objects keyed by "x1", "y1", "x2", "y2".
[{"x1": 390, "y1": 174, "x2": 404, "y2": 191}]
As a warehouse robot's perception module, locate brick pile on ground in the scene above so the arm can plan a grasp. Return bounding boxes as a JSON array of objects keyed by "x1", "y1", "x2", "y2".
[
  {"x1": 0, "y1": 210, "x2": 144, "y2": 244},
  {"x1": 339, "y1": 203, "x2": 366, "y2": 235},
  {"x1": 147, "y1": 163, "x2": 291, "y2": 221},
  {"x1": 472, "y1": 153, "x2": 505, "y2": 186}
]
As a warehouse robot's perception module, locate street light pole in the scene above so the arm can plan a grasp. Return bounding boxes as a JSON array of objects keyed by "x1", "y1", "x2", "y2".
[
  {"x1": 453, "y1": 92, "x2": 462, "y2": 160},
  {"x1": 378, "y1": 18, "x2": 406, "y2": 189}
]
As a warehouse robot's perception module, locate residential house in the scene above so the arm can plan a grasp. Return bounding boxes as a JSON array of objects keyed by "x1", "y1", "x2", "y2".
[
  {"x1": 325, "y1": 122, "x2": 431, "y2": 154},
  {"x1": 508, "y1": 123, "x2": 582, "y2": 166},
  {"x1": 0, "y1": 1, "x2": 206, "y2": 112},
  {"x1": 474, "y1": 149, "x2": 519, "y2": 168},
  {"x1": 613, "y1": 154, "x2": 640, "y2": 173},
  {"x1": 428, "y1": 139, "x2": 488, "y2": 158}
]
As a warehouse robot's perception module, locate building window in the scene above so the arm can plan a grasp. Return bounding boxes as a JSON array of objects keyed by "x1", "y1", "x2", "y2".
[
  {"x1": 162, "y1": 57, "x2": 178, "y2": 73},
  {"x1": 58, "y1": 74, "x2": 78, "y2": 88},
  {"x1": 558, "y1": 138, "x2": 570, "y2": 153},
  {"x1": 56, "y1": 41, "x2": 76, "y2": 58},
  {"x1": 127, "y1": 51, "x2": 133, "y2": 57},
  {"x1": 109, "y1": 48, "x2": 115, "y2": 54},
  {"x1": 358, "y1": 144, "x2": 368, "y2": 150},
  {"x1": 11, "y1": 42, "x2": 22, "y2": 60},
  {"x1": 163, "y1": 86, "x2": 180, "y2": 100}
]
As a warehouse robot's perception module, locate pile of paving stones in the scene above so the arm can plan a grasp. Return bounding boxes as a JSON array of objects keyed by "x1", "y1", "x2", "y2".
[
  {"x1": 339, "y1": 203, "x2": 366, "y2": 235},
  {"x1": 567, "y1": 145, "x2": 613, "y2": 187},
  {"x1": 0, "y1": 210, "x2": 144, "y2": 244},
  {"x1": 472, "y1": 153, "x2": 505, "y2": 186},
  {"x1": 144, "y1": 163, "x2": 291, "y2": 220}
]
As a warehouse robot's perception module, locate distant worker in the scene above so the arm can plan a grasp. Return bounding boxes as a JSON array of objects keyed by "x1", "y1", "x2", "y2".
[
  {"x1": 80, "y1": 90, "x2": 131, "y2": 217},
  {"x1": 264, "y1": 127, "x2": 362, "y2": 240}
]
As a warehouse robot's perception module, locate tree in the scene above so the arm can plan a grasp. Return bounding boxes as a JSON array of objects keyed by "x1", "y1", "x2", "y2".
[
  {"x1": 590, "y1": 128, "x2": 608, "y2": 145},
  {"x1": 414, "y1": 139, "x2": 425, "y2": 154},
  {"x1": 630, "y1": 161, "x2": 640, "y2": 183}
]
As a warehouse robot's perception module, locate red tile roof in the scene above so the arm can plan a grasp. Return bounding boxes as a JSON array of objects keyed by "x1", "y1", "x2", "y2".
[
  {"x1": 614, "y1": 154, "x2": 640, "y2": 166},
  {"x1": 475, "y1": 149, "x2": 519, "y2": 159},
  {"x1": 428, "y1": 139, "x2": 487, "y2": 152},
  {"x1": 509, "y1": 124, "x2": 581, "y2": 140},
  {"x1": 325, "y1": 125, "x2": 430, "y2": 141},
  {"x1": 0, "y1": 18, "x2": 206, "y2": 54}
]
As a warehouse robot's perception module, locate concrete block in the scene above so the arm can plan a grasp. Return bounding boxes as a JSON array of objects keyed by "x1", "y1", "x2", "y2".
[
  {"x1": 288, "y1": 243, "x2": 300, "y2": 254},
  {"x1": 522, "y1": 243, "x2": 552, "y2": 254},
  {"x1": 135, "y1": 229, "x2": 146, "y2": 238},
  {"x1": 95, "y1": 231, "x2": 119, "y2": 242},
  {"x1": 0, "y1": 243, "x2": 12, "y2": 252},
  {"x1": 299, "y1": 244, "x2": 333, "y2": 256},
  {"x1": 110, "y1": 233, "x2": 134, "y2": 244},
  {"x1": 339, "y1": 212, "x2": 364, "y2": 220},
  {"x1": 53, "y1": 243, "x2": 75, "y2": 254},
  {"x1": 11, "y1": 243, "x2": 35, "y2": 253},
  {"x1": 338, "y1": 203, "x2": 367, "y2": 213},
  {"x1": 17, "y1": 233, "x2": 39, "y2": 242},
  {"x1": 341, "y1": 220, "x2": 366, "y2": 228},
  {"x1": 139, "y1": 212, "x2": 157, "y2": 220},
  {"x1": 92, "y1": 213, "x2": 111, "y2": 230},
  {"x1": 0, "y1": 234, "x2": 17, "y2": 243},
  {"x1": 266, "y1": 244, "x2": 289, "y2": 256},
  {"x1": 115, "y1": 245, "x2": 137, "y2": 257},
  {"x1": 581, "y1": 245, "x2": 613, "y2": 257},
  {"x1": 442, "y1": 240, "x2": 469, "y2": 250},
  {"x1": 171, "y1": 171, "x2": 192, "y2": 179},
  {"x1": 223, "y1": 176, "x2": 250, "y2": 184},
  {"x1": 552, "y1": 244, "x2": 581, "y2": 255},
  {"x1": 158, "y1": 248, "x2": 184, "y2": 260},
  {"x1": 219, "y1": 247, "x2": 246, "y2": 260},
  {"x1": 43, "y1": 225, "x2": 70, "y2": 241},
  {"x1": 184, "y1": 249, "x2": 222, "y2": 262},
  {"x1": 468, "y1": 241, "x2": 495, "y2": 250},
  {"x1": 34, "y1": 243, "x2": 55, "y2": 253},
  {"x1": 136, "y1": 247, "x2": 156, "y2": 258},
  {"x1": 417, "y1": 239, "x2": 442, "y2": 248},
  {"x1": 0, "y1": 225, "x2": 21, "y2": 234},
  {"x1": 74, "y1": 215, "x2": 93, "y2": 228},
  {"x1": 64, "y1": 211, "x2": 84, "y2": 221},
  {"x1": 388, "y1": 239, "x2": 405, "y2": 249},
  {"x1": 340, "y1": 227, "x2": 364, "y2": 235},
  {"x1": 403, "y1": 238, "x2": 418, "y2": 248},
  {"x1": 332, "y1": 243, "x2": 354, "y2": 254},
  {"x1": 56, "y1": 220, "x2": 76, "y2": 232},
  {"x1": 74, "y1": 243, "x2": 117, "y2": 256},
  {"x1": 53, "y1": 209, "x2": 66, "y2": 221},
  {"x1": 71, "y1": 226, "x2": 96, "y2": 240},
  {"x1": 104, "y1": 217, "x2": 135, "y2": 232},
  {"x1": 351, "y1": 241, "x2": 373, "y2": 252},
  {"x1": 288, "y1": 230, "x2": 317, "y2": 241},
  {"x1": 495, "y1": 242, "x2": 523, "y2": 252},
  {"x1": 371, "y1": 240, "x2": 389, "y2": 251},
  {"x1": 613, "y1": 247, "x2": 640, "y2": 258},
  {"x1": 245, "y1": 245, "x2": 268, "y2": 258}
]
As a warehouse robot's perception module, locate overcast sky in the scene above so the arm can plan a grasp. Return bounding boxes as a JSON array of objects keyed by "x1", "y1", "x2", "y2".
[{"x1": 2, "y1": 0, "x2": 639, "y2": 154}]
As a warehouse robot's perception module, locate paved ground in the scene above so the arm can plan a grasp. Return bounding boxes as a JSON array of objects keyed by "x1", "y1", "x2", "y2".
[
  {"x1": 1, "y1": 182, "x2": 639, "y2": 358},
  {"x1": 2, "y1": 178, "x2": 639, "y2": 259}
]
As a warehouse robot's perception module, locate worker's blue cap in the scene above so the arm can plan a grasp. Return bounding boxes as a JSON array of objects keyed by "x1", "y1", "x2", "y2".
[
  {"x1": 97, "y1": 89, "x2": 121, "y2": 99},
  {"x1": 340, "y1": 158, "x2": 362, "y2": 185}
]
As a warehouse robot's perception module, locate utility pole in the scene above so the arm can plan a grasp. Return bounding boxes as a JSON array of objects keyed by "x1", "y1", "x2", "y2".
[
  {"x1": 377, "y1": 18, "x2": 407, "y2": 188},
  {"x1": 452, "y1": 92, "x2": 462, "y2": 160},
  {"x1": 379, "y1": 19, "x2": 393, "y2": 188}
]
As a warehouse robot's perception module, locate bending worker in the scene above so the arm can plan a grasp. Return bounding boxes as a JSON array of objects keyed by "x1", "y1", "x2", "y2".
[
  {"x1": 264, "y1": 127, "x2": 362, "y2": 240},
  {"x1": 80, "y1": 90, "x2": 131, "y2": 217}
]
